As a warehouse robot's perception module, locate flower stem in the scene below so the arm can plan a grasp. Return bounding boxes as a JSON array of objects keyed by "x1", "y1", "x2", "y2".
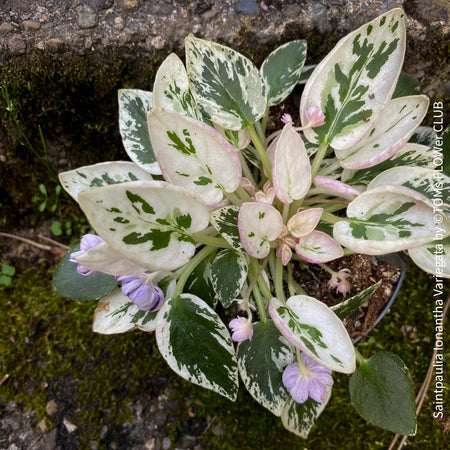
[
  {"x1": 274, "y1": 254, "x2": 286, "y2": 303},
  {"x1": 252, "y1": 282, "x2": 268, "y2": 322},
  {"x1": 174, "y1": 245, "x2": 217, "y2": 297},
  {"x1": 310, "y1": 140, "x2": 329, "y2": 180},
  {"x1": 320, "y1": 211, "x2": 348, "y2": 224},
  {"x1": 247, "y1": 123, "x2": 273, "y2": 184}
]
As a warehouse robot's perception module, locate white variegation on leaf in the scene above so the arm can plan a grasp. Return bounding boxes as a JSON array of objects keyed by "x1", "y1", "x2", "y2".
[
  {"x1": 156, "y1": 294, "x2": 239, "y2": 400},
  {"x1": 74, "y1": 241, "x2": 148, "y2": 276},
  {"x1": 335, "y1": 95, "x2": 429, "y2": 169},
  {"x1": 341, "y1": 143, "x2": 437, "y2": 190},
  {"x1": 368, "y1": 166, "x2": 450, "y2": 213},
  {"x1": 78, "y1": 181, "x2": 209, "y2": 271},
  {"x1": 273, "y1": 124, "x2": 311, "y2": 204},
  {"x1": 59, "y1": 161, "x2": 153, "y2": 202},
  {"x1": 408, "y1": 237, "x2": 450, "y2": 279},
  {"x1": 185, "y1": 35, "x2": 267, "y2": 130},
  {"x1": 92, "y1": 289, "x2": 158, "y2": 334},
  {"x1": 238, "y1": 202, "x2": 284, "y2": 259},
  {"x1": 333, "y1": 185, "x2": 450, "y2": 255},
  {"x1": 281, "y1": 387, "x2": 332, "y2": 438},
  {"x1": 301, "y1": 8, "x2": 406, "y2": 149},
  {"x1": 210, "y1": 206, "x2": 243, "y2": 251},
  {"x1": 148, "y1": 109, "x2": 241, "y2": 206},
  {"x1": 237, "y1": 320, "x2": 295, "y2": 416},
  {"x1": 295, "y1": 230, "x2": 344, "y2": 263},
  {"x1": 287, "y1": 208, "x2": 323, "y2": 238},
  {"x1": 118, "y1": 89, "x2": 161, "y2": 174},
  {"x1": 313, "y1": 176, "x2": 360, "y2": 200},
  {"x1": 214, "y1": 125, "x2": 251, "y2": 150},
  {"x1": 261, "y1": 40, "x2": 307, "y2": 107},
  {"x1": 269, "y1": 296, "x2": 356, "y2": 373},
  {"x1": 152, "y1": 53, "x2": 202, "y2": 120}
]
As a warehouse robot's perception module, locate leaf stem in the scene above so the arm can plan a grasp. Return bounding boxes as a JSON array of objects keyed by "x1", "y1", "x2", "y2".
[
  {"x1": 321, "y1": 211, "x2": 348, "y2": 224},
  {"x1": 355, "y1": 348, "x2": 367, "y2": 366},
  {"x1": 310, "y1": 140, "x2": 329, "y2": 180},
  {"x1": 247, "y1": 123, "x2": 273, "y2": 184},
  {"x1": 274, "y1": 254, "x2": 286, "y2": 303},
  {"x1": 191, "y1": 233, "x2": 231, "y2": 249}
]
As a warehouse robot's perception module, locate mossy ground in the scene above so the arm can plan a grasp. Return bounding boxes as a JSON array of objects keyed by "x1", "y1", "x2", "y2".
[{"x1": 0, "y1": 264, "x2": 448, "y2": 448}]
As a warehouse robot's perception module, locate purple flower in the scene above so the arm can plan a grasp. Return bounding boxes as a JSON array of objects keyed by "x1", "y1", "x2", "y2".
[
  {"x1": 305, "y1": 106, "x2": 325, "y2": 127},
  {"x1": 117, "y1": 274, "x2": 164, "y2": 312},
  {"x1": 327, "y1": 268, "x2": 351, "y2": 297},
  {"x1": 282, "y1": 353, "x2": 333, "y2": 404},
  {"x1": 69, "y1": 234, "x2": 104, "y2": 276},
  {"x1": 281, "y1": 113, "x2": 294, "y2": 125},
  {"x1": 229, "y1": 317, "x2": 253, "y2": 342}
]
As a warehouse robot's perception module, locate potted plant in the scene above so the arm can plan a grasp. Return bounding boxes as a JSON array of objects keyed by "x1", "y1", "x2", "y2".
[{"x1": 52, "y1": 8, "x2": 449, "y2": 438}]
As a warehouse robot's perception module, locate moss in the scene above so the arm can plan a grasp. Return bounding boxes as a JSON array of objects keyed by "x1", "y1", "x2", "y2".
[{"x1": 2, "y1": 266, "x2": 447, "y2": 448}]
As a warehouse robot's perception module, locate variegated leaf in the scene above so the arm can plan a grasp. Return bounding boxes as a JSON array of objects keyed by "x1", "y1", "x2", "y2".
[
  {"x1": 269, "y1": 296, "x2": 356, "y2": 373},
  {"x1": 408, "y1": 236, "x2": 450, "y2": 279},
  {"x1": 185, "y1": 35, "x2": 266, "y2": 130},
  {"x1": 210, "y1": 206, "x2": 243, "y2": 251},
  {"x1": 214, "y1": 125, "x2": 250, "y2": 150},
  {"x1": 281, "y1": 387, "x2": 332, "y2": 438},
  {"x1": 118, "y1": 89, "x2": 160, "y2": 174},
  {"x1": 335, "y1": 95, "x2": 429, "y2": 169},
  {"x1": 368, "y1": 166, "x2": 450, "y2": 214},
  {"x1": 147, "y1": 109, "x2": 241, "y2": 206},
  {"x1": 409, "y1": 126, "x2": 437, "y2": 147},
  {"x1": 298, "y1": 65, "x2": 316, "y2": 84},
  {"x1": 92, "y1": 289, "x2": 158, "y2": 334},
  {"x1": 301, "y1": 8, "x2": 406, "y2": 148},
  {"x1": 287, "y1": 208, "x2": 323, "y2": 238},
  {"x1": 78, "y1": 181, "x2": 209, "y2": 271},
  {"x1": 332, "y1": 281, "x2": 382, "y2": 319},
  {"x1": 261, "y1": 40, "x2": 307, "y2": 106},
  {"x1": 155, "y1": 294, "x2": 239, "y2": 400},
  {"x1": 313, "y1": 176, "x2": 360, "y2": 200},
  {"x1": 237, "y1": 320, "x2": 295, "y2": 416},
  {"x1": 59, "y1": 161, "x2": 153, "y2": 202},
  {"x1": 317, "y1": 157, "x2": 343, "y2": 179},
  {"x1": 295, "y1": 230, "x2": 344, "y2": 263},
  {"x1": 74, "y1": 241, "x2": 148, "y2": 276},
  {"x1": 238, "y1": 202, "x2": 284, "y2": 259},
  {"x1": 342, "y1": 143, "x2": 436, "y2": 190},
  {"x1": 273, "y1": 124, "x2": 311, "y2": 204},
  {"x1": 153, "y1": 53, "x2": 202, "y2": 119},
  {"x1": 210, "y1": 249, "x2": 248, "y2": 308},
  {"x1": 333, "y1": 185, "x2": 450, "y2": 254}
]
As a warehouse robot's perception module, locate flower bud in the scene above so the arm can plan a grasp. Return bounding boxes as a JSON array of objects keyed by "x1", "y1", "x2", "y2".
[
  {"x1": 69, "y1": 234, "x2": 104, "y2": 276},
  {"x1": 117, "y1": 274, "x2": 164, "y2": 312},
  {"x1": 305, "y1": 106, "x2": 325, "y2": 127}
]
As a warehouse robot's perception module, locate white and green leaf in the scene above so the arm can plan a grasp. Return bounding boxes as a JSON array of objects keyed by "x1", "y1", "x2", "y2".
[
  {"x1": 211, "y1": 249, "x2": 248, "y2": 308},
  {"x1": 210, "y1": 206, "x2": 243, "y2": 251},
  {"x1": 78, "y1": 180, "x2": 209, "y2": 271},
  {"x1": 408, "y1": 236, "x2": 450, "y2": 279},
  {"x1": 92, "y1": 289, "x2": 158, "y2": 334},
  {"x1": 148, "y1": 109, "x2": 241, "y2": 206},
  {"x1": 287, "y1": 208, "x2": 323, "y2": 238},
  {"x1": 301, "y1": 8, "x2": 406, "y2": 149},
  {"x1": 333, "y1": 185, "x2": 450, "y2": 254},
  {"x1": 185, "y1": 35, "x2": 266, "y2": 130},
  {"x1": 152, "y1": 53, "x2": 202, "y2": 119},
  {"x1": 335, "y1": 95, "x2": 429, "y2": 169},
  {"x1": 295, "y1": 231, "x2": 344, "y2": 263},
  {"x1": 118, "y1": 89, "x2": 160, "y2": 174},
  {"x1": 59, "y1": 161, "x2": 153, "y2": 202},
  {"x1": 281, "y1": 387, "x2": 332, "y2": 438},
  {"x1": 155, "y1": 294, "x2": 239, "y2": 400},
  {"x1": 237, "y1": 320, "x2": 295, "y2": 416},
  {"x1": 238, "y1": 202, "x2": 284, "y2": 259},
  {"x1": 269, "y1": 296, "x2": 356, "y2": 373},
  {"x1": 261, "y1": 40, "x2": 307, "y2": 106}
]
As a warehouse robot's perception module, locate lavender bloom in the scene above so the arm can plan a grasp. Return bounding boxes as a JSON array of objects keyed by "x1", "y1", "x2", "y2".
[
  {"x1": 229, "y1": 316, "x2": 253, "y2": 342},
  {"x1": 69, "y1": 234, "x2": 104, "y2": 276},
  {"x1": 305, "y1": 106, "x2": 326, "y2": 127},
  {"x1": 327, "y1": 268, "x2": 351, "y2": 297},
  {"x1": 282, "y1": 353, "x2": 333, "y2": 404},
  {"x1": 117, "y1": 274, "x2": 164, "y2": 312}
]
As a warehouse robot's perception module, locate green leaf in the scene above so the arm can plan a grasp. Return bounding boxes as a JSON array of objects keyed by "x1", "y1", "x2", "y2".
[
  {"x1": 118, "y1": 89, "x2": 159, "y2": 174},
  {"x1": 210, "y1": 206, "x2": 243, "y2": 251},
  {"x1": 210, "y1": 249, "x2": 248, "y2": 308},
  {"x1": 78, "y1": 181, "x2": 209, "y2": 271},
  {"x1": 237, "y1": 320, "x2": 294, "y2": 416},
  {"x1": 261, "y1": 40, "x2": 307, "y2": 107},
  {"x1": 350, "y1": 352, "x2": 416, "y2": 435},
  {"x1": 185, "y1": 35, "x2": 266, "y2": 130},
  {"x1": 2, "y1": 264, "x2": 15, "y2": 276},
  {"x1": 156, "y1": 294, "x2": 239, "y2": 400},
  {"x1": 0, "y1": 275, "x2": 12, "y2": 286},
  {"x1": 332, "y1": 281, "x2": 382, "y2": 319},
  {"x1": 392, "y1": 72, "x2": 420, "y2": 98},
  {"x1": 92, "y1": 289, "x2": 158, "y2": 334},
  {"x1": 52, "y1": 245, "x2": 118, "y2": 301},
  {"x1": 59, "y1": 161, "x2": 153, "y2": 202},
  {"x1": 269, "y1": 296, "x2": 356, "y2": 373},
  {"x1": 301, "y1": 8, "x2": 406, "y2": 149},
  {"x1": 51, "y1": 220, "x2": 63, "y2": 237},
  {"x1": 184, "y1": 257, "x2": 217, "y2": 309},
  {"x1": 281, "y1": 388, "x2": 332, "y2": 438}
]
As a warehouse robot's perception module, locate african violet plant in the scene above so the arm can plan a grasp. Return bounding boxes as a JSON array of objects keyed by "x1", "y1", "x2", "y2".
[{"x1": 52, "y1": 8, "x2": 450, "y2": 438}]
